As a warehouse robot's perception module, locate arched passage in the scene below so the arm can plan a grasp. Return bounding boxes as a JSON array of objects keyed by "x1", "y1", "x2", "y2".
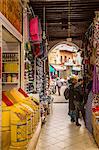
[
  {"x1": 48, "y1": 40, "x2": 80, "y2": 54},
  {"x1": 48, "y1": 40, "x2": 82, "y2": 80}
]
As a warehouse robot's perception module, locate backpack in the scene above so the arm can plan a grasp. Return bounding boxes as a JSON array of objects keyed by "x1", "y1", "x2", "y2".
[{"x1": 64, "y1": 88, "x2": 69, "y2": 100}]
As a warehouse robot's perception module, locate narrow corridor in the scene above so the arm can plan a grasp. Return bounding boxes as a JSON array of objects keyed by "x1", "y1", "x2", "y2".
[{"x1": 36, "y1": 99, "x2": 98, "y2": 150}]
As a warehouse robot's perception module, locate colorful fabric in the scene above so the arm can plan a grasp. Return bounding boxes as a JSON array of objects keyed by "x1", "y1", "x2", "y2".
[
  {"x1": 18, "y1": 88, "x2": 29, "y2": 97},
  {"x1": 34, "y1": 44, "x2": 40, "y2": 55},
  {"x1": 2, "y1": 92, "x2": 13, "y2": 106},
  {"x1": 85, "y1": 91, "x2": 93, "y2": 133},
  {"x1": 30, "y1": 17, "x2": 39, "y2": 41},
  {"x1": 93, "y1": 65, "x2": 99, "y2": 94}
]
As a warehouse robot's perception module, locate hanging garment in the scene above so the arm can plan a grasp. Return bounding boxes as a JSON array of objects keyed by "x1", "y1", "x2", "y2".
[
  {"x1": 85, "y1": 91, "x2": 93, "y2": 134},
  {"x1": 38, "y1": 20, "x2": 42, "y2": 41},
  {"x1": 34, "y1": 44, "x2": 40, "y2": 56},
  {"x1": 40, "y1": 43, "x2": 44, "y2": 56},
  {"x1": 29, "y1": 17, "x2": 39, "y2": 41},
  {"x1": 93, "y1": 65, "x2": 99, "y2": 94}
]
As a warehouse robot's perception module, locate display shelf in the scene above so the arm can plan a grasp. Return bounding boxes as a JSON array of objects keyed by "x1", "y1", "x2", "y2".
[
  {"x1": 3, "y1": 51, "x2": 18, "y2": 53},
  {"x1": 2, "y1": 82, "x2": 18, "y2": 84},
  {"x1": 2, "y1": 62, "x2": 18, "y2": 63},
  {"x1": 2, "y1": 72, "x2": 18, "y2": 73},
  {"x1": 2, "y1": 32, "x2": 20, "y2": 91}
]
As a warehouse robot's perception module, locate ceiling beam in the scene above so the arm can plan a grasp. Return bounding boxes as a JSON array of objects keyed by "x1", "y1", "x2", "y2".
[
  {"x1": 31, "y1": 4, "x2": 99, "y2": 8},
  {"x1": 33, "y1": 7, "x2": 98, "y2": 13},
  {"x1": 30, "y1": 0, "x2": 99, "y2": 4},
  {"x1": 47, "y1": 21, "x2": 91, "y2": 26},
  {"x1": 48, "y1": 36, "x2": 82, "y2": 41},
  {"x1": 45, "y1": 18, "x2": 93, "y2": 23}
]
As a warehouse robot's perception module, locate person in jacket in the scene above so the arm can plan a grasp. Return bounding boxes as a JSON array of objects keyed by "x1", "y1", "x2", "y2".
[
  {"x1": 68, "y1": 77, "x2": 77, "y2": 123},
  {"x1": 73, "y1": 78, "x2": 84, "y2": 126}
]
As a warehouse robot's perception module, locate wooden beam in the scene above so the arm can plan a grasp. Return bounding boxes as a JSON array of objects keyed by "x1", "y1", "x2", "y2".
[
  {"x1": 48, "y1": 35, "x2": 82, "y2": 41},
  {"x1": 46, "y1": 18, "x2": 93, "y2": 23}
]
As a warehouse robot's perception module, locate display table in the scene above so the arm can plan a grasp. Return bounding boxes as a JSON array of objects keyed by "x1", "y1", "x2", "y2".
[
  {"x1": 92, "y1": 112, "x2": 99, "y2": 147},
  {"x1": 27, "y1": 119, "x2": 41, "y2": 150}
]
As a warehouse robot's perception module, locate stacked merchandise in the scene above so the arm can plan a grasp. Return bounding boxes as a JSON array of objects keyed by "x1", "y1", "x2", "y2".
[
  {"x1": 34, "y1": 58, "x2": 52, "y2": 123},
  {"x1": 29, "y1": 16, "x2": 52, "y2": 123},
  {"x1": 40, "y1": 73, "x2": 52, "y2": 123},
  {"x1": 92, "y1": 11, "x2": 99, "y2": 147},
  {"x1": 82, "y1": 12, "x2": 99, "y2": 142},
  {"x1": 92, "y1": 94, "x2": 99, "y2": 147},
  {"x1": 43, "y1": 74, "x2": 49, "y2": 94},
  {"x1": 35, "y1": 58, "x2": 49, "y2": 123},
  {"x1": 24, "y1": 43, "x2": 34, "y2": 94},
  {"x1": 2, "y1": 41, "x2": 19, "y2": 91},
  {"x1": 1, "y1": 88, "x2": 40, "y2": 150},
  {"x1": 2, "y1": 53, "x2": 18, "y2": 83},
  {"x1": 36, "y1": 58, "x2": 43, "y2": 93}
]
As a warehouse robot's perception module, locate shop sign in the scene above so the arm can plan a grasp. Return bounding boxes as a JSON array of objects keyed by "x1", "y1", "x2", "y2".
[{"x1": 0, "y1": 0, "x2": 22, "y2": 33}]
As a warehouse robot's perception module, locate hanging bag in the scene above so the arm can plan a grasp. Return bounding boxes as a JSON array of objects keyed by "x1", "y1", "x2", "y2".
[{"x1": 64, "y1": 88, "x2": 69, "y2": 100}]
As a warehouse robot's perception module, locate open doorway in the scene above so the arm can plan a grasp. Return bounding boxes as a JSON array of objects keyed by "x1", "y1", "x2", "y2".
[{"x1": 48, "y1": 41, "x2": 82, "y2": 102}]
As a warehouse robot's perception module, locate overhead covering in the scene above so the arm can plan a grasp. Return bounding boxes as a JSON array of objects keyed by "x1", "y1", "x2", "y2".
[
  {"x1": 30, "y1": 0, "x2": 99, "y2": 41},
  {"x1": 50, "y1": 64, "x2": 66, "y2": 71},
  {"x1": 49, "y1": 65, "x2": 56, "y2": 72},
  {"x1": 72, "y1": 66, "x2": 81, "y2": 71}
]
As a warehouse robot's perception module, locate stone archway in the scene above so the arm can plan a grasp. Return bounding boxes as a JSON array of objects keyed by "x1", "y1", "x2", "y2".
[
  {"x1": 48, "y1": 40, "x2": 80, "y2": 54},
  {"x1": 48, "y1": 39, "x2": 82, "y2": 53}
]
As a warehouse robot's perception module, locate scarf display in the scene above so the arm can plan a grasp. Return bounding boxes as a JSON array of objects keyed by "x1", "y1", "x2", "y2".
[
  {"x1": 93, "y1": 65, "x2": 99, "y2": 94},
  {"x1": 29, "y1": 17, "x2": 42, "y2": 42},
  {"x1": 92, "y1": 13, "x2": 99, "y2": 94}
]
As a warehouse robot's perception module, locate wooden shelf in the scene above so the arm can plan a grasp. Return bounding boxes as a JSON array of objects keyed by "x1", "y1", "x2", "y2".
[
  {"x1": 2, "y1": 62, "x2": 18, "y2": 63},
  {"x1": 3, "y1": 51, "x2": 18, "y2": 53},
  {"x1": 2, "y1": 82, "x2": 18, "y2": 84},
  {"x1": 2, "y1": 72, "x2": 18, "y2": 73}
]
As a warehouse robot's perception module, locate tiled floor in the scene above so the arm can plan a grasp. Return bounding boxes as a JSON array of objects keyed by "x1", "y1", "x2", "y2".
[
  {"x1": 36, "y1": 96, "x2": 98, "y2": 150},
  {"x1": 52, "y1": 86, "x2": 68, "y2": 103}
]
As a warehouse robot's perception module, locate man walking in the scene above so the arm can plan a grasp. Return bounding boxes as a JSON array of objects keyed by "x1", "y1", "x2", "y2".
[{"x1": 56, "y1": 78, "x2": 62, "y2": 96}]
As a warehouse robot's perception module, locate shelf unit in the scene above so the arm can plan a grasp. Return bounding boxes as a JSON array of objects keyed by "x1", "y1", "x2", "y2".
[
  {"x1": 2, "y1": 72, "x2": 18, "y2": 73},
  {"x1": 2, "y1": 82, "x2": 18, "y2": 84},
  {"x1": 2, "y1": 28, "x2": 20, "y2": 91},
  {"x1": 2, "y1": 61, "x2": 18, "y2": 64}
]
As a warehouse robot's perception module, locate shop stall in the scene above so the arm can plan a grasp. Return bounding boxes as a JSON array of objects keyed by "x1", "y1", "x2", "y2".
[
  {"x1": 92, "y1": 11, "x2": 99, "y2": 147},
  {"x1": 82, "y1": 11, "x2": 99, "y2": 146},
  {"x1": 0, "y1": 1, "x2": 41, "y2": 150}
]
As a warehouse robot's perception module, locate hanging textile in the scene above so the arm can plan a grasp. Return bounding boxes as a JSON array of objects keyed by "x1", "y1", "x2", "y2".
[
  {"x1": 93, "y1": 65, "x2": 99, "y2": 94},
  {"x1": 29, "y1": 17, "x2": 42, "y2": 42},
  {"x1": 29, "y1": 17, "x2": 39, "y2": 41},
  {"x1": 38, "y1": 20, "x2": 42, "y2": 41},
  {"x1": 33, "y1": 44, "x2": 40, "y2": 56},
  {"x1": 92, "y1": 12, "x2": 99, "y2": 94}
]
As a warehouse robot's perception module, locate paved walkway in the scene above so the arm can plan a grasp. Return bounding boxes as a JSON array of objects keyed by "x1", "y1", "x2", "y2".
[
  {"x1": 52, "y1": 86, "x2": 67, "y2": 103},
  {"x1": 36, "y1": 94, "x2": 98, "y2": 150}
]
